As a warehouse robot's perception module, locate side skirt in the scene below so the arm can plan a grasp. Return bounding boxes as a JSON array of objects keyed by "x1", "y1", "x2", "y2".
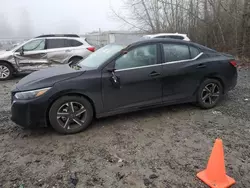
[{"x1": 96, "y1": 97, "x2": 195, "y2": 118}]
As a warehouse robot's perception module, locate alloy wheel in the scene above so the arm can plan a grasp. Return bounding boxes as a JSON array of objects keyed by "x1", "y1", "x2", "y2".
[
  {"x1": 0, "y1": 65, "x2": 10, "y2": 79},
  {"x1": 57, "y1": 102, "x2": 87, "y2": 130},
  {"x1": 201, "y1": 83, "x2": 220, "y2": 105}
]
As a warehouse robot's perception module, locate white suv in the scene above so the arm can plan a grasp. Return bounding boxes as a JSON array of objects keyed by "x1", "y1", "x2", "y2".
[
  {"x1": 0, "y1": 34, "x2": 95, "y2": 80},
  {"x1": 142, "y1": 33, "x2": 190, "y2": 41}
]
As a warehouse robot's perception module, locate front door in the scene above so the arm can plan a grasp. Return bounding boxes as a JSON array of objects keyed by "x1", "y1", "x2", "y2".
[
  {"x1": 101, "y1": 44, "x2": 163, "y2": 112},
  {"x1": 14, "y1": 38, "x2": 48, "y2": 71}
]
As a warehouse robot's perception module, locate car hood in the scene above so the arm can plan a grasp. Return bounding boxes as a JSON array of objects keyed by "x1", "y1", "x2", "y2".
[
  {"x1": 14, "y1": 65, "x2": 85, "y2": 91},
  {"x1": 0, "y1": 50, "x2": 13, "y2": 59},
  {"x1": 0, "y1": 50, "x2": 6, "y2": 55}
]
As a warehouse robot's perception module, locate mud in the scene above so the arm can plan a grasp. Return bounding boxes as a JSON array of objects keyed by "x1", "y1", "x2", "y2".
[{"x1": 0, "y1": 68, "x2": 249, "y2": 188}]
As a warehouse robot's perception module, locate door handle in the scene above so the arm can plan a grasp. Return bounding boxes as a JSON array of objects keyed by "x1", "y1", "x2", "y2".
[
  {"x1": 149, "y1": 71, "x2": 161, "y2": 77},
  {"x1": 196, "y1": 64, "x2": 206, "y2": 69},
  {"x1": 65, "y1": 50, "x2": 71, "y2": 52}
]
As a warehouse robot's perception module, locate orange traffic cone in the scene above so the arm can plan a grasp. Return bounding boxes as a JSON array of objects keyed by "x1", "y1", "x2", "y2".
[{"x1": 197, "y1": 139, "x2": 236, "y2": 188}]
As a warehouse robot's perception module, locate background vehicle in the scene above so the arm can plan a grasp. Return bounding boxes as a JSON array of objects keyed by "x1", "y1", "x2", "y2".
[
  {"x1": 142, "y1": 33, "x2": 190, "y2": 41},
  {"x1": 0, "y1": 34, "x2": 95, "y2": 80},
  {"x1": 11, "y1": 39, "x2": 237, "y2": 134}
]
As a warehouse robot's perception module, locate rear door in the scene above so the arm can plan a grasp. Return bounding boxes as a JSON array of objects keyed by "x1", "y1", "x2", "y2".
[
  {"x1": 161, "y1": 43, "x2": 206, "y2": 102},
  {"x1": 64, "y1": 39, "x2": 87, "y2": 59},
  {"x1": 14, "y1": 39, "x2": 48, "y2": 71},
  {"x1": 46, "y1": 38, "x2": 71, "y2": 65}
]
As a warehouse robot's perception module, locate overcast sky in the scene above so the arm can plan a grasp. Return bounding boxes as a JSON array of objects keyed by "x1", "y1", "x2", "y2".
[{"x1": 0, "y1": 0, "x2": 124, "y2": 37}]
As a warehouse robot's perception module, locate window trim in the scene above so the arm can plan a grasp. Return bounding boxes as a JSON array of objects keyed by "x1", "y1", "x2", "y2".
[
  {"x1": 115, "y1": 52, "x2": 203, "y2": 72},
  {"x1": 115, "y1": 63, "x2": 160, "y2": 72},
  {"x1": 162, "y1": 52, "x2": 203, "y2": 65}
]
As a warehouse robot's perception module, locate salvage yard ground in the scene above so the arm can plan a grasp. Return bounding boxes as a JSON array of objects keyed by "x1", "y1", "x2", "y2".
[{"x1": 0, "y1": 66, "x2": 249, "y2": 188}]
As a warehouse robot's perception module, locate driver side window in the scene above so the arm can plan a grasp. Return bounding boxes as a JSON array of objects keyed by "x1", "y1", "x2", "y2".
[
  {"x1": 115, "y1": 44, "x2": 157, "y2": 70},
  {"x1": 22, "y1": 39, "x2": 45, "y2": 52}
]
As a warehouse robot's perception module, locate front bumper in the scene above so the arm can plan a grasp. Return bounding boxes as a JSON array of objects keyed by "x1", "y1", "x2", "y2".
[{"x1": 11, "y1": 97, "x2": 49, "y2": 128}]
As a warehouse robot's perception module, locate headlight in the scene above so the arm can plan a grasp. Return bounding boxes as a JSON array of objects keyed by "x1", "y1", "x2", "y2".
[{"x1": 14, "y1": 87, "x2": 51, "y2": 100}]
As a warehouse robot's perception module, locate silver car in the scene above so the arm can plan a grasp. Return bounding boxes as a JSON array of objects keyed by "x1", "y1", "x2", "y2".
[{"x1": 0, "y1": 34, "x2": 95, "y2": 80}]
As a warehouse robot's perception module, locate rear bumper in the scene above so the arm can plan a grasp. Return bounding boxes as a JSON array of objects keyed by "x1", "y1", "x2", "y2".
[
  {"x1": 11, "y1": 98, "x2": 48, "y2": 128},
  {"x1": 224, "y1": 70, "x2": 237, "y2": 92}
]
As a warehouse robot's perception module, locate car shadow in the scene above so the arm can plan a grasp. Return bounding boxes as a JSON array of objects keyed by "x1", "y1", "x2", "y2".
[
  {"x1": 14, "y1": 72, "x2": 30, "y2": 79},
  {"x1": 14, "y1": 97, "x2": 231, "y2": 136},
  {"x1": 89, "y1": 103, "x2": 197, "y2": 130},
  {"x1": 15, "y1": 103, "x2": 196, "y2": 137}
]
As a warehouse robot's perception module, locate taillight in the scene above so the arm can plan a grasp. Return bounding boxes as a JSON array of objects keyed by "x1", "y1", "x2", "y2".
[
  {"x1": 230, "y1": 60, "x2": 237, "y2": 67},
  {"x1": 87, "y1": 47, "x2": 95, "y2": 52}
]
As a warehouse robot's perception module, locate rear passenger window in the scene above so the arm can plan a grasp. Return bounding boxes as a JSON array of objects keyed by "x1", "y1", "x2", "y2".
[
  {"x1": 190, "y1": 46, "x2": 200, "y2": 58},
  {"x1": 47, "y1": 39, "x2": 67, "y2": 49},
  {"x1": 69, "y1": 39, "x2": 82, "y2": 47},
  {"x1": 163, "y1": 43, "x2": 190, "y2": 62}
]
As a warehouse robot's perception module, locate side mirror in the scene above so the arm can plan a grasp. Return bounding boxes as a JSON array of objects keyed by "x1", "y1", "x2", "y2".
[
  {"x1": 19, "y1": 48, "x2": 24, "y2": 55},
  {"x1": 106, "y1": 67, "x2": 120, "y2": 88},
  {"x1": 121, "y1": 50, "x2": 128, "y2": 55},
  {"x1": 106, "y1": 67, "x2": 116, "y2": 72}
]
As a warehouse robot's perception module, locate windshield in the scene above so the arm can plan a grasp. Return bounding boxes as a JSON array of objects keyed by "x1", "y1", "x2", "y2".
[
  {"x1": 78, "y1": 44, "x2": 124, "y2": 69},
  {"x1": 6, "y1": 43, "x2": 20, "y2": 51}
]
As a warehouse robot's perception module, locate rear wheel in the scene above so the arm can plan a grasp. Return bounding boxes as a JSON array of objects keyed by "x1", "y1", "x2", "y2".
[
  {"x1": 197, "y1": 79, "x2": 223, "y2": 109},
  {"x1": 68, "y1": 57, "x2": 82, "y2": 66},
  {"x1": 49, "y1": 96, "x2": 93, "y2": 134},
  {"x1": 0, "y1": 62, "x2": 14, "y2": 81}
]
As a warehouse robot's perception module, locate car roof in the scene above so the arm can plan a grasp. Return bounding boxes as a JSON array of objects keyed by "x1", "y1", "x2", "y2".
[
  {"x1": 127, "y1": 38, "x2": 216, "y2": 52},
  {"x1": 34, "y1": 35, "x2": 85, "y2": 41},
  {"x1": 129, "y1": 38, "x2": 191, "y2": 47},
  {"x1": 35, "y1": 34, "x2": 80, "y2": 38}
]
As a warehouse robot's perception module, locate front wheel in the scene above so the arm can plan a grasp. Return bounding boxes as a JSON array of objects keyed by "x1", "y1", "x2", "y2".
[
  {"x1": 197, "y1": 79, "x2": 223, "y2": 109},
  {"x1": 0, "y1": 62, "x2": 14, "y2": 81},
  {"x1": 49, "y1": 96, "x2": 93, "y2": 134}
]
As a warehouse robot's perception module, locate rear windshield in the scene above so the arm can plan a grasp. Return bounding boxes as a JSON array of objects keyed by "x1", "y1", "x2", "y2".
[
  {"x1": 195, "y1": 43, "x2": 217, "y2": 53},
  {"x1": 85, "y1": 38, "x2": 94, "y2": 46}
]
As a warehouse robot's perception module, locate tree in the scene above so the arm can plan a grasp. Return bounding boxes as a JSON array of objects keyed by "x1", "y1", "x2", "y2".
[
  {"x1": 240, "y1": 0, "x2": 250, "y2": 58},
  {"x1": 112, "y1": 0, "x2": 250, "y2": 59}
]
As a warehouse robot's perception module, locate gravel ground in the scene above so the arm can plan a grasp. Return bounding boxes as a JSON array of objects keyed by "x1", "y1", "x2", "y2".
[{"x1": 0, "y1": 67, "x2": 249, "y2": 188}]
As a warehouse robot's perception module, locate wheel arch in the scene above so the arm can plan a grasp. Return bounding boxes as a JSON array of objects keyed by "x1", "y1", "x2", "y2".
[
  {"x1": 46, "y1": 90, "x2": 96, "y2": 125},
  {"x1": 68, "y1": 55, "x2": 83, "y2": 63},
  {"x1": 204, "y1": 75, "x2": 225, "y2": 93},
  {"x1": 194, "y1": 74, "x2": 225, "y2": 96},
  {"x1": 0, "y1": 60, "x2": 16, "y2": 72}
]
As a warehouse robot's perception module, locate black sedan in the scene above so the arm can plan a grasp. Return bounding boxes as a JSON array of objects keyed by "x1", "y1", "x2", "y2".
[{"x1": 11, "y1": 39, "x2": 237, "y2": 134}]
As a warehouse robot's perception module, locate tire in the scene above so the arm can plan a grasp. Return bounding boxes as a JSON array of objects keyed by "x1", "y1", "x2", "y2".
[
  {"x1": 68, "y1": 57, "x2": 82, "y2": 66},
  {"x1": 197, "y1": 78, "x2": 223, "y2": 109},
  {"x1": 49, "y1": 95, "x2": 93, "y2": 134},
  {"x1": 0, "y1": 62, "x2": 14, "y2": 81}
]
